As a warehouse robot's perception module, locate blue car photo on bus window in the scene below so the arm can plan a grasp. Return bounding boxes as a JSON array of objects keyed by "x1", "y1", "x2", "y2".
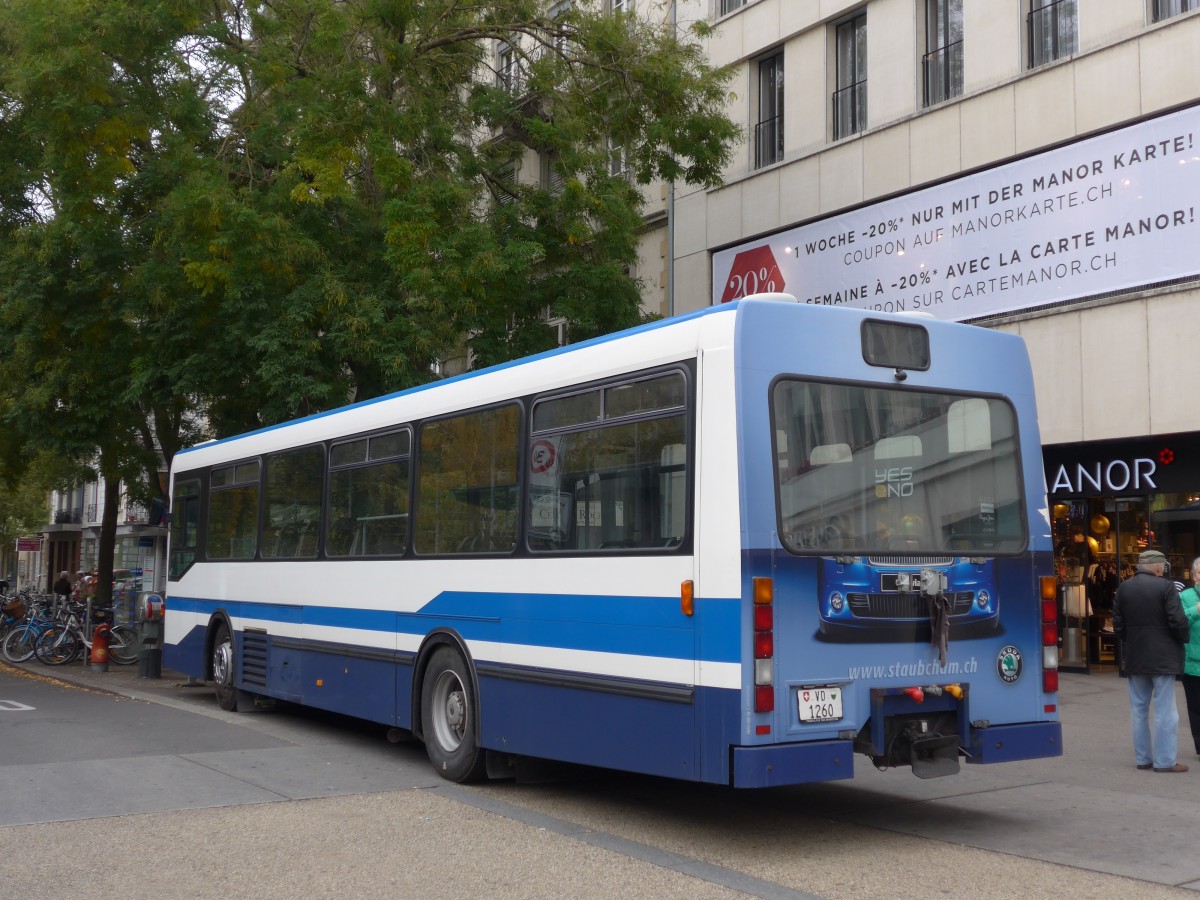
[
  {"x1": 772, "y1": 380, "x2": 1025, "y2": 640},
  {"x1": 815, "y1": 554, "x2": 998, "y2": 637}
]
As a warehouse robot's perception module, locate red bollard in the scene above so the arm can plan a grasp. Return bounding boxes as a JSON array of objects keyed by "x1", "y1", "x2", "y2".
[{"x1": 91, "y1": 624, "x2": 110, "y2": 672}]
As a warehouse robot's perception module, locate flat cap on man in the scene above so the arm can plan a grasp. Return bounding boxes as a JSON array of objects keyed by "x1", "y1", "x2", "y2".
[{"x1": 1138, "y1": 549, "x2": 1168, "y2": 566}]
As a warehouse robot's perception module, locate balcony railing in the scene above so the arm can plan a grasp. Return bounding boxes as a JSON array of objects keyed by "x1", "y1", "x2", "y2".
[
  {"x1": 1028, "y1": 0, "x2": 1077, "y2": 68},
  {"x1": 754, "y1": 114, "x2": 784, "y2": 169},
  {"x1": 922, "y1": 40, "x2": 963, "y2": 107},
  {"x1": 496, "y1": 64, "x2": 528, "y2": 95},
  {"x1": 124, "y1": 503, "x2": 150, "y2": 525},
  {"x1": 832, "y1": 81, "x2": 867, "y2": 141},
  {"x1": 53, "y1": 508, "x2": 83, "y2": 525}
]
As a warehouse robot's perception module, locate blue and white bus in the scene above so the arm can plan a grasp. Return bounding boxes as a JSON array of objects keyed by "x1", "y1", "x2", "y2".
[{"x1": 164, "y1": 297, "x2": 1062, "y2": 786}]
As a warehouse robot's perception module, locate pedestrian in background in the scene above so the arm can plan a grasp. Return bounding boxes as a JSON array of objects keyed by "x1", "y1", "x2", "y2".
[
  {"x1": 1114, "y1": 549, "x2": 1190, "y2": 773},
  {"x1": 52, "y1": 570, "x2": 72, "y2": 606},
  {"x1": 1179, "y1": 557, "x2": 1200, "y2": 761}
]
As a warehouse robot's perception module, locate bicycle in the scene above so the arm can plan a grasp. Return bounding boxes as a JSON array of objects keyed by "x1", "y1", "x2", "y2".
[
  {"x1": 0, "y1": 587, "x2": 39, "y2": 641},
  {"x1": 34, "y1": 601, "x2": 138, "y2": 666},
  {"x1": 1, "y1": 595, "x2": 57, "y2": 663}
]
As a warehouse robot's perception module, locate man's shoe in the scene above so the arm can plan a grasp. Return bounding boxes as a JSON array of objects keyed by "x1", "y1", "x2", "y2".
[
  {"x1": 1153, "y1": 763, "x2": 1189, "y2": 773},
  {"x1": 1136, "y1": 763, "x2": 1153, "y2": 770}
]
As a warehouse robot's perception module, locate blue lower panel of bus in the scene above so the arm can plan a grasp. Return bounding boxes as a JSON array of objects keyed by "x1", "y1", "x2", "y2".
[
  {"x1": 477, "y1": 666, "x2": 699, "y2": 781},
  {"x1": 731, "y1": 741, "x2": 855, "y2": 788},
  {"x1": 164, "y1": 628, "x2": 206, "y2": 681},
  {"x1": 274, "y1": 637, "x2": 404, "y2": 726},
  {"x1": 967, "y1": 721, "x2": 1063, "y2": 764}
]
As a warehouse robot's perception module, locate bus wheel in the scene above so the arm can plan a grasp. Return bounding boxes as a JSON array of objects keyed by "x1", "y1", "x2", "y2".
[
  {"x1": 212, "y1": 622, "x2": 239, "y2": 712},
  {"x1": 421, "y1": 646, "x2": 486, "y2": 782}
]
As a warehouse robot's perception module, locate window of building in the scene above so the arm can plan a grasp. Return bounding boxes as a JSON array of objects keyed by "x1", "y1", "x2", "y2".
[
  {"x1": 545, "y1": 1, "x2": 571, "y2": 59},
  {"x1": 611, "y1": 0, "x2": 634, "y2": 12},
  {"x1": 539, "y1": 304, "x2": 569, "y2": 346},
  {"x1": 527, "y1": 371, "x2": 689, "y2": 553},
  {"x1": 608, "y1": 137, "x2": 628, "y2": 178},
  {"x1": 542, "y1": 150, "x2": 565, "y2": 195},
  {"x1": 262, "y1": 446, "x2": 323, "y2": 559},
  {"x1": 207, "y1": 461, "x2": 260, "y2": 560},
  {"x1": 1153, "y1": 0, "x2": 1199, "y2": 21},
  {"x1": 923, "y1": 0, "x2": 963, "y2": 107},
  {"x1": 833, "y1": 12, "x2": 867, "y2": 140},
  {"x1": 414, "y1": 405, "x2": 520, "y2": 555},
  {"x1": 755, "y1": 51, "x2": 784, "y2": 168},
  {"x1": 494, "y1": 162, "x2": 517, "y2": 205},
  {"x1": 327, "y1": 429, "x2": 411, "y2": 557},
  {"x1": 1028, "y1": 0, "x2": 1077, "y2": 67},
  {"x1": 497, "y1": 43, "x2": 523, "y2": 93},
  {"x1": 719, "y1": 0, "x2": 747, "y2": 14}
]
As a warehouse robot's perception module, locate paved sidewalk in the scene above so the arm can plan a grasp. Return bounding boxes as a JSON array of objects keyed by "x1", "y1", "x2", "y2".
[
  {"x1": 6, "y1": 653, "x2": 1200, "y2": 893},
  {"x1": 1, "y1": 653, "x2": 212, "y2": 708}
]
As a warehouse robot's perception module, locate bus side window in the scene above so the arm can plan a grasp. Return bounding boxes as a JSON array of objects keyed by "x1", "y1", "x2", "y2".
[
  {"x1": 169, "y1": 479, "x2": 201, "y2": 578},
  {"x1": 659, "y1": 443, "x2": 687, "y2": 546},
  {"x1": 327, "y1": 431, "x2": 410, "y2": 558},
  {"x1": 527, "y1": 371, "x2": 689, "y2": 553},
  {"x1": 207, "y1": 461, "x2": 260, "y2": 561},
  {"x1": 262, "y1": 446, "x2": 323, "y2": 560},
  {"x1": 414, "y1": 405, "x2": 520, "y2": 555}
]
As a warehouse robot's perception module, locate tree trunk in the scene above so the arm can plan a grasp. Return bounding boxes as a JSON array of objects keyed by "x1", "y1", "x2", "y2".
[{"x1": 96, "y1": 473, "x2": 120, "y2": 606}]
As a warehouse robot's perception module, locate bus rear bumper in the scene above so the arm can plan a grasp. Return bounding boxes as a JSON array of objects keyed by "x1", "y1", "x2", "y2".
[
  {"x1": 967, "y1": 721, "x2": 1063, "y2": 764},
  {"x1": 731, "y1": 740, "x2": 855, "y2": 788}
]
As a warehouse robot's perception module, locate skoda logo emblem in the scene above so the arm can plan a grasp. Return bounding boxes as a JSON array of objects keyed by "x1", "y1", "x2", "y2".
[{"x1": 997, "y1": 645, "x2": 1023, "y2": 684}]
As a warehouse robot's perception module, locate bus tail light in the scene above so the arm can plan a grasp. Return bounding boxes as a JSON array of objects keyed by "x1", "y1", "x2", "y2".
[
  {"x1": 753, "y1": 577, "x2": 774, "y2": 713},
  {"x1": 1040, "y1": 577, "x2": 1058, "y2": 695}
]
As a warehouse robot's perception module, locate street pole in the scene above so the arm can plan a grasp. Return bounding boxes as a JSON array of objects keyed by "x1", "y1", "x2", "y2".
[{"x1": 666, "y1": 0, "x2": 677, "y2": 318}]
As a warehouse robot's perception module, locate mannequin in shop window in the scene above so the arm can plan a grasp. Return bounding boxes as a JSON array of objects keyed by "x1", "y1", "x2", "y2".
[
  {"x1": 1091, "y1": 562, "x2": 1118, "y2": 615},
  {"x1": 1060, "y1": 524, "x2": 1096, "y2": 618}
]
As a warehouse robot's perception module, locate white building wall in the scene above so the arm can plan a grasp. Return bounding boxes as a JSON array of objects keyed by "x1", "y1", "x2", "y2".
[{"x1": 667, "y1": 0, "x2": 1200, "y2": 448}]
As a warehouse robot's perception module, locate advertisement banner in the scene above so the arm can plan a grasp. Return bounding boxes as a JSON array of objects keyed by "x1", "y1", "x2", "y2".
[
  {"x1": 712, "y1": 105, "x2": 1200, "y2": 320},
  {"x1": 15, "y1": 538, "x2": 41, "y2": 552}
]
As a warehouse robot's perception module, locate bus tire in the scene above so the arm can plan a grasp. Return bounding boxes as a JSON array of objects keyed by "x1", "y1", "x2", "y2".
[
  {"x1": 212, "y1": 621, "x2": 239, "y2": 712},
  {"x1": 421, "y1": 645, "x2": 486, "y2": 783}
]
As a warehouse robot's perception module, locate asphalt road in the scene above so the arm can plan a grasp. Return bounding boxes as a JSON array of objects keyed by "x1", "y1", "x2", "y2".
[{"x1": 0, "y1": 662, "x2": 1196, "y2": 899}]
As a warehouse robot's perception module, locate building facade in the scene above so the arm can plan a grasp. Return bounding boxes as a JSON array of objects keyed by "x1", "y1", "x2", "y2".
[
  {"x1": 672, "y1": 0, "x2": 1200, "y2": 670},
  {"x1": 31, "y1": 480, "x2": 168, "y2": 619}
]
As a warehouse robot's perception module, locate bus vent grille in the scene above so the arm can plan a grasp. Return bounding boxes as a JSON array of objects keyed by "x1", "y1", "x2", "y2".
[
  {"x1": 240, "y1": 632, "x2": 269, "y2": 689},
  {"x1": 867, "y1": 556, "x2": 955, "y2": 567},
  {"x1": 847, "y1": 592, "x2": 975, "y2": 619}
]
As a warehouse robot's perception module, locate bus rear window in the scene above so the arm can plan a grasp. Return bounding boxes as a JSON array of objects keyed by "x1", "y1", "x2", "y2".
[
  {"x1": 861, "y1": 320, "x2": 930, "y2": 371},
  {"x1": 772, "y1": 380, "x2": 1025, "y2": 556}
]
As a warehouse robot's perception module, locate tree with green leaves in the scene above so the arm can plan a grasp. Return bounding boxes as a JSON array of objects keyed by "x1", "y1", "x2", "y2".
[
  {"x1": 0, "y1": 454, "x2": 68, "y2": 584},
  {"x1": 0, "y1": 0, "x2": 739, "y2": 599}
]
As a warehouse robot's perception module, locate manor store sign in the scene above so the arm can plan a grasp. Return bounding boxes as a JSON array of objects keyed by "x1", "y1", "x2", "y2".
[
  {"x1": 1044, "y1": 437, "x2": 1194, "y2": 498},
  {"x1": 1049, "y1": 457, "x2": 1159, "y2": 495}
]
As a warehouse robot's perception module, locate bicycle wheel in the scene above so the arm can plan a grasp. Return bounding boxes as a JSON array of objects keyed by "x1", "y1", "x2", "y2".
[
  {"x1": 107, "y1": 625, "x2": 139, "y2": 665},
  {"x1": 35, "y1": 625, "x2": 81, "y2": 666},
  {"x1": 2, "y1": 624, "x2": 41, "y2": 663}
]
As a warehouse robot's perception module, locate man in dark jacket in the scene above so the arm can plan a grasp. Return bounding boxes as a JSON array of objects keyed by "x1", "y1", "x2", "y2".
[{"x1": 1114, "y1": 549, "x2": 1190, "y2": 772}]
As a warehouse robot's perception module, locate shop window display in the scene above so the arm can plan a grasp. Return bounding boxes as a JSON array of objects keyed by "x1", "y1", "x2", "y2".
[{"x1": 1052, "y1": 492, "x2": 1199, "y2": 671}]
